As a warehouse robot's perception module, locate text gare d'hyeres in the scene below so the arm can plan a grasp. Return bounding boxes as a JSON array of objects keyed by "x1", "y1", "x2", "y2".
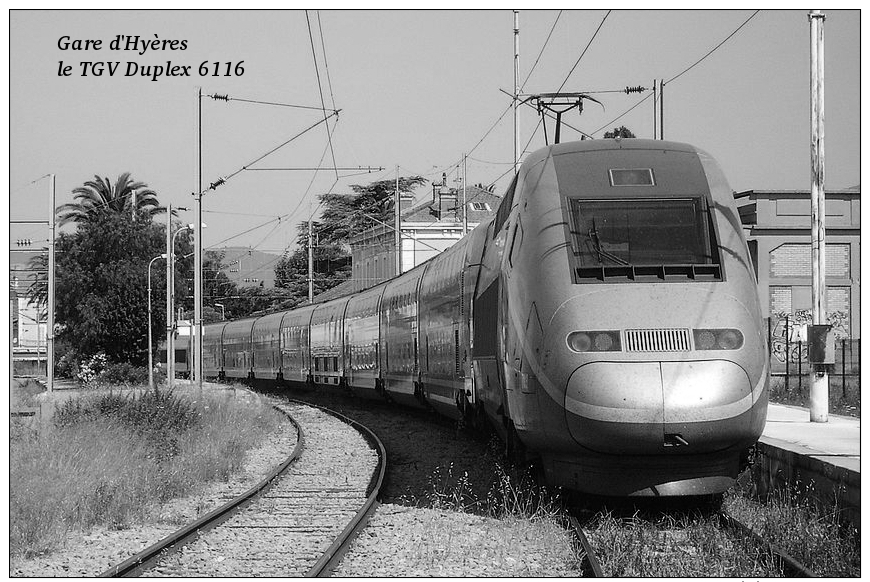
[{"x1": 56, "y1": 34, "x2": 245, "y2": 81}]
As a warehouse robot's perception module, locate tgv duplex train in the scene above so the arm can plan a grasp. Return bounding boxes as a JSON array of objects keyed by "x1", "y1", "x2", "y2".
[{"x1": 199, "y1": 138, "x2": 768, "y2": 496}]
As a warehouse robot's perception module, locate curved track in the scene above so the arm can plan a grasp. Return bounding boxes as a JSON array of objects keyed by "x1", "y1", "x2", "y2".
[{"x1": 100, "y1": 399, "x2": 385, "y2": 577}]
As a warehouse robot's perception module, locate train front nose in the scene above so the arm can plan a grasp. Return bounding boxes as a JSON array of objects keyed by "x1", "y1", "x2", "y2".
[{"x1": 564, "y1": 360, "x2": 754, "y2": 455}]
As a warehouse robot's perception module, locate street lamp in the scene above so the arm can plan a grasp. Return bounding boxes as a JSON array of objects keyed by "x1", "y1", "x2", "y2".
[
  {"x1": 214, "y1": 303, "x2": 225, "y2": 320},
  {"x1": 147, "y1": 253, "x2": 166, "y2": 391}
]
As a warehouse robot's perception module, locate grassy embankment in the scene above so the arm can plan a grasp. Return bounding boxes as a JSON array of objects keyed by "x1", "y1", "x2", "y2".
[
  {"x1": 9, "y1": 382, "x2": 284, "y2": 559},
  {"x1": 768, "y1": 374, "x2": 860, "y2": 417}
]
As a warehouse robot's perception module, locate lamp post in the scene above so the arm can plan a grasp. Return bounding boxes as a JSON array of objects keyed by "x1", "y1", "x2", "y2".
[{"x1": 147, "y1": 253, "x2": 166, "y2": 391}]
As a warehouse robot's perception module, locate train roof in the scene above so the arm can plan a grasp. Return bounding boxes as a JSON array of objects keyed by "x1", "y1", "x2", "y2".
[{"x1": 524, "y1": 138, "x2": 701, "y2": 167}]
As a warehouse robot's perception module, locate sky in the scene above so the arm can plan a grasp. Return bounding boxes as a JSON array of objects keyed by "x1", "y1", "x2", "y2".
[{"x1": 6, "y1": 9, "x2": 863, "y2": 258}]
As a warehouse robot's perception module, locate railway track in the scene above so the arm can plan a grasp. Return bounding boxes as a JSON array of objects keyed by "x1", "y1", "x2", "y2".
[
  {"x1": 567, "y1": 516, "x2": 604, "y2": 577},
  {"x1": 100, "y1": 399, "x2": 385, "y2": 577},
  {"x1": 717, "y1": 511, "x2": 817, "y2": 577},
  {"x1": 577, "y1": 504, "x2": 821, "y2": 577}
]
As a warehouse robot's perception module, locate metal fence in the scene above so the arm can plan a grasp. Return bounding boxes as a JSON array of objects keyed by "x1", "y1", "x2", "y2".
[{"x1": 767, "y1": 317, "x2": 860, "y2": 393}]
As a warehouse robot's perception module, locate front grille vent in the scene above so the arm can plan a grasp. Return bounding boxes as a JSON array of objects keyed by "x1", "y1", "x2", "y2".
[{"x1": 624, "y1": 328, "x2": 691, "y2": 352}]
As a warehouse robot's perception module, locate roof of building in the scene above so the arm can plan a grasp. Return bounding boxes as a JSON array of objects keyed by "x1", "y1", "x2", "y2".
[{"x1": 401, "y1": 185, "x2": 501, "y2": 224}]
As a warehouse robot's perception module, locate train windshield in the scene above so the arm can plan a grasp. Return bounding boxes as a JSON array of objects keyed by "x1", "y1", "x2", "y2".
[{"x1": 569, "y1": 198, "x2": 720, "y2": 280}]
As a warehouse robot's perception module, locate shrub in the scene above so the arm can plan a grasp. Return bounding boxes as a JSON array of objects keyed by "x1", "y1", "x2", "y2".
[
  {"x1": 54, "y1": 389, "x2": 201, "y2": 460},
  {"x1": 76, "y1": 353, "x2": 109, "y2": 385},
  {"x1": 99, "y1": 362, "x2": 149, "y2": 386}
]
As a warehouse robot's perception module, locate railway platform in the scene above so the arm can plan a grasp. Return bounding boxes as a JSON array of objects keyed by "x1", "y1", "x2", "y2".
[{"x1": 755, "y1": 403, "x2": 860, "y2": 529}]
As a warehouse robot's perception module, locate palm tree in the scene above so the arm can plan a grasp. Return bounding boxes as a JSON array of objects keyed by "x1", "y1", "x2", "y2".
[
  {"x1": 56, "y1": 173, "x2": 163, "y2": 226},
  {"x1": 23, "y1": 252, "x2": 48, "y2": 320}
]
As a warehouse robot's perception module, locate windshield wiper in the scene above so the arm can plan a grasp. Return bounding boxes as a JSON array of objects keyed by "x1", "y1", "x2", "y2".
[{"x1": 587, "y1": 220, "x2": 630, "y2": 265}]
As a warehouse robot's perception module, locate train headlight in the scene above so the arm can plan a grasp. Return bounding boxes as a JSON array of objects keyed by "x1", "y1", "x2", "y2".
[
  {"x1": 693, "y1": 328, "x2": 744, "y2": 350},
  {"x1": 567, "y1": 331, "x2": 621, "y2": 353}
]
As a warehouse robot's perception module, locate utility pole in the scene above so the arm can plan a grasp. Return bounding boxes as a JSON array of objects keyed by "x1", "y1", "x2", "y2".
[
  {"x1": 513, "y1": 10, "x2": 520, "y2": 175},
  {"x1": 659, "y1": 79, "x2": 665, "y2": 140},
  {"x1": 195, "y1": 86, "x2": 203, "y2": 388},
  {"x1": 653, "y1": 80, "x2": 657, "y2": 139},
  {"x1": 809, "y1": 9, "x2": 828, "y2": 422},
  {"x1": 166, "y1": 203, "x2": 173, "y2": 389},
  {"x1": 308, "y1": 218, "x2": 314, "y2": 302},
  {"x1": 47, "y1": 174, "x2": 55, "y2": 393},
  {"x1": 395, "y1": 166, "x2": 401, "y2": 276},
  {"x1": 462, "y1": 154, "x2": 468, "y2": 236}
]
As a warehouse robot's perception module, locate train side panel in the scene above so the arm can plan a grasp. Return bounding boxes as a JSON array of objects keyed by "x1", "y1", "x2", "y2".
[
  {"x1": 252, "y1": 311, "x2": 286, "y2": 380},
  {"x1": 381, "y1": 265, "x2": 427, "y2": 407},
  {"x1": 280, "y1": 305, "x2": 315, "y2": 385},
  {"x1": 419, "y1": 239, "x2": 467, "y2": 419},
  {"x1": 222, "y1": 317, "x2": 258, "y2": 379},
  {"x1": 202, "y1": 321, "x2": 227, "y2": 378},
  {"x1": 345, "y1": 284, "x2": 385, "y2": 394},
  {"x1": 310, "y1": 298, "x2": 349, "y2": 387}
]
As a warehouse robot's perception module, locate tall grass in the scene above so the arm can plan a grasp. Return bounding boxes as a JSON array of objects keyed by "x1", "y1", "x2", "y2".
[
  {"x1": 9, "y1": 387, "x2": 283, "y2": 558},
  {"x1": 724, "y1": 474, "x2": 860, "y2": 576}
]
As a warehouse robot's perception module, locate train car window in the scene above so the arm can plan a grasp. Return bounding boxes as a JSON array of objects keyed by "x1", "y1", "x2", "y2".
[
  {"x1": 568, "y1": 197, "x2": 722, "y2": 282},
  {"x1": 494, "y1": 175, "x2": 518, "y2": 232}
]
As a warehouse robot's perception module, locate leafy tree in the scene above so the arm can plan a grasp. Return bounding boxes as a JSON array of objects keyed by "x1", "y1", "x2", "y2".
[
  {"x1": 274, "y1": 176, "x2": 425, "y2": 296},
  {"x1": 56, "y1": 173, "x2": 163, "y2": 226},
  {"x1": 53, "y1": 211, "x2": 192, "y2": 365},
  {"x1": 604, "y1": 126, "x2": 636, "y2": 139}
]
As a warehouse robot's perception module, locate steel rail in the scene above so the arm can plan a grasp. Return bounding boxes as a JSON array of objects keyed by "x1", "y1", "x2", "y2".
[
  {"x1": 718, "y1": 511, "x2": 817, "y2": 578},
  {"x1": 568, "y1": 516, "x2": 604, "y2": 577},
  {"x1": 100, "y1": 403, "x2": 305, "y2": 577},
  {"x1": 298, "y1": 399, "x2": 388, "y2": 577}
]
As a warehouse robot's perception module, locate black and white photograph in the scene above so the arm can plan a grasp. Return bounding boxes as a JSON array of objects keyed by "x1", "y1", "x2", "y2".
[{"x1": 7, "y1": 9, "x2": 861, "y2": 577}]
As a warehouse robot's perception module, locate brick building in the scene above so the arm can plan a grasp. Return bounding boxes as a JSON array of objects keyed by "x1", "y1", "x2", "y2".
[{"x1": 735, "y1": 187, "x2": 860, "y2": 369}]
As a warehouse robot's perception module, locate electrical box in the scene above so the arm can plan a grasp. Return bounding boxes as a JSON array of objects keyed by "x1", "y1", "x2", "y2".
[{"x1": 807, "y1": 324, "x2": 835, "y2": 365}]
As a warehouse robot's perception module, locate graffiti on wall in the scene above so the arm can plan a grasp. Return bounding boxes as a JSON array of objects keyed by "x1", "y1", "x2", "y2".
[{"x1": 770, "y1": 309, "x2": 850, "y2": 364}]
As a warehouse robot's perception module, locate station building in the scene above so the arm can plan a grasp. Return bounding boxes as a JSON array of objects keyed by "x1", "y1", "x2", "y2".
[
  {"x1": 345, "y1": 182, "x2": 500, "y2": 294},
  {"x1": 734, "y1": 187, "x2": 860, "y2": 369}
]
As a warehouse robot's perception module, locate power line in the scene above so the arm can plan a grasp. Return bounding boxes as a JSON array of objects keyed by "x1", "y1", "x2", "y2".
[
  {"x1": 316, "y1": 11, "x2": 338, "y2": 112},
  {"x1": 556, "y1": 10, "x2": 611, "y2": 93},
  {"x1": 592, "y1": 10, "x2": 760, "y2": 137},
  {"x1": 199, "y1": 111, "x2": 339, "y2": 196},
  {"x1": 206, "y1": 93, "x2": 335, "y2": 113},
  {"x1": 664, "y1": 10, "x2": 760, "y2": 85},
  {"x1": 521, "y1": 10, "x2": 563, "y2": 91},
  {"x1": 306, "y1": 10, "x2": 339, "y2": 181}
]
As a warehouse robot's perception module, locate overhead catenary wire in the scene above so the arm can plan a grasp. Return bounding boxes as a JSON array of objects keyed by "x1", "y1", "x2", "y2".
[
  {"x1": 206, "y1": 93, "x2": 336, "y2": 113},
  {"x1": 555, "y1": 10, "x2": 611, "y2": 94},
  {"x1": 593, "y1": 10, "x2": 761, "y2": 136},
  {"x1": 316, "y1": 11, "x2": 338, "y2": 113},
  {"x1": 198, "y1": 110, "x2": 339, "y2": 196},
  {"x1": 306, "y1": 10, "x2": 339, "y2": 181}
]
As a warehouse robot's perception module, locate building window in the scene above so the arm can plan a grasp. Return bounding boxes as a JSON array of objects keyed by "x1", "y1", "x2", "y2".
[{"x1": 469, "y1": 202, "x2": 491, "y2": 212}]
